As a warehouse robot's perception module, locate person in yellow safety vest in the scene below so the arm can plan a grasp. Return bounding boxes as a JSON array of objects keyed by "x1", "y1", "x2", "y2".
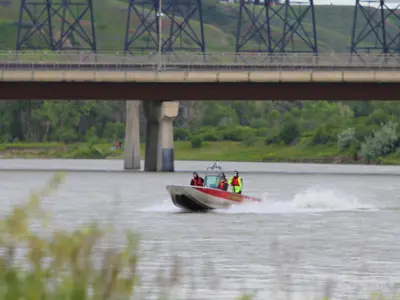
[{"x1": 228, "y1": 170, "x2": 243, "y2": 194}]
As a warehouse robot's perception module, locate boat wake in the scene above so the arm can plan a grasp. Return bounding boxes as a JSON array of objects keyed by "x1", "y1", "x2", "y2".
[
  {"x1": 139, "y1": 188, "x2": 377, "y2": 214},
  {"x1": 218, "y1": 188, "x2": 376, "y2": 214}
]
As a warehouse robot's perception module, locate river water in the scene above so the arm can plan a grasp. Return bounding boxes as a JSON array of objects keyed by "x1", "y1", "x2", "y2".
[{"x1": 1, "y1": 159, "x2": 400, "y2": 300}]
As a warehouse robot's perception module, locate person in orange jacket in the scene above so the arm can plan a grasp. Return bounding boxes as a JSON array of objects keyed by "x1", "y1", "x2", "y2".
[{"x1": 217, "y1": 176, "x2": 228, "y2": 191}]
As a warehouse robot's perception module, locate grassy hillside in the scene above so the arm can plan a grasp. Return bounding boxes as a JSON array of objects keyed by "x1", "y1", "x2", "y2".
[{"x1": 0, "y1": 0, "x2": 396, "y2": 53}]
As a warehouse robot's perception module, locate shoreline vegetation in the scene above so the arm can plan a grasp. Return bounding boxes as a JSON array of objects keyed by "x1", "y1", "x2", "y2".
[
  {"x1": 1, "y1": 140, "x2": 400, "y2": 165},
  {"x1": 1, "y1": 101, "x2": 400, "y2": 166}
]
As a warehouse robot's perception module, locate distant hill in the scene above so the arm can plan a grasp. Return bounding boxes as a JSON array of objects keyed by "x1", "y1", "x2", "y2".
[{"x1": 0, "y1": 0, "x2": 396, "y2": 53}]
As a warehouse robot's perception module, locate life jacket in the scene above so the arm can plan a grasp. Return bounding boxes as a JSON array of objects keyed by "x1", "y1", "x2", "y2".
[
  {"x1": 231, "y1": 176, "x2": 240, "y2": 186},
  {"x1": 193, "y1": 177, "x2": 203, "y2": 186},
  {"x1": 218, "y1": 182, "x2": 225, "y2": 189}
]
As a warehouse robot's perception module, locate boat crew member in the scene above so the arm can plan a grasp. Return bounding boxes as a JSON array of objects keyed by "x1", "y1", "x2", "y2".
[
  {"x1": 228, "y1": 170, "x2": 243, "y2": 194},
  {"x1": 190, "y1": 172, "x2": 204, "y2": 186},
  {"x1": 218, "y1": 177, "x2": 228, "y2": 191}
]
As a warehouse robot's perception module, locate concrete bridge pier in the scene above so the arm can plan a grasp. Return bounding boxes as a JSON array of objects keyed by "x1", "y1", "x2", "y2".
[
  {"x1": 161, "y1": 101, "x2": 179, "y2": 172},
  {"x1": 143, "y1": 101, "x2": 163, "y2": 172},
  {"x1": 124, "y1": 100, "x2": 141, "y2": 170},
  {"x1": 124, "y1": 100, "x2": 179, "y2": 172},
  {"x1": 143, "y1": 101, "x2": 179, "y2": 172}
]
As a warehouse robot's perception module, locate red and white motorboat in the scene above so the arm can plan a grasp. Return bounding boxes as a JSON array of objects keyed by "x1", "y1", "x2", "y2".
[{"x1": 166, "y1": 163, "x2": 262, "y2": 211}]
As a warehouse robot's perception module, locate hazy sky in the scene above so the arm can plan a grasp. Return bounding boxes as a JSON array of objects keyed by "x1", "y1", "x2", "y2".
[
  {"x1": 314, "y1": 0, "x2": 353, "y2": 4},
  {"x1": 297, "y1": 0, "x2": 400, "y2": 7}
]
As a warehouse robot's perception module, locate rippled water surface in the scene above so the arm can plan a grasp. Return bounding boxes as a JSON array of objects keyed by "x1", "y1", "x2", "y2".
[{"x1": 1, "y1": 159, "x2": 400, "y2": 300}]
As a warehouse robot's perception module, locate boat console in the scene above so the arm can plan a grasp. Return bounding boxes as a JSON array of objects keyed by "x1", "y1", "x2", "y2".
[
  {"x1": 204, "y1": 161, "x2": 225, "y2": 189},
  {"x1": 204, "y1": 175, "x2": 220, "y2": 189}
]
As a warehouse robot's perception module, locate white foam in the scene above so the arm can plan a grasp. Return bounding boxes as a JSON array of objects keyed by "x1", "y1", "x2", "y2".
[
  {"x1": 219, "y1": 188, "x2": 375, "y2": 214},
  {"x1": 292, "y1": 189, "x2": 373, "y2": 211},
  {"x1": 139, "y1": 188, "x2": 376, "y2": 214}
]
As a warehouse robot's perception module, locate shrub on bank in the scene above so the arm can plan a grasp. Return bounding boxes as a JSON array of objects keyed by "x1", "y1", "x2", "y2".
[
  {"x1": 217, "y1": 126, "x2": 246, "y2": 141},
  {"x1": 0, "y1": 173, "x2": 140, "y2": 300},
  {"x1": 200, "y1": 127, "x2": 221, "y2": 141},
  {"x1": 360, "y1": 121, "x2": 400, "y2": 161},
  {"x1": 310, "y1": 124, "x2": 339, "y2": 146},
  {"x1": 265, "y1": 128, "x2": 280, "y2": 145},
  {"x1": 174, "y1": 127, "x2": 190, "y2": 141},
  {"x1": 353, "y1": 120, "x2": 380, "y2": 141},
  {"x1": 337, "y1": 128, "x2": 356, "y2": 151},
  {"x1": 191, "y1": 135, "x2": 203, "y2": 148},
  {"x1": 202, "y1": 131, "x2": 220, "y2": 141},
  {"x1": 241, "y1": 134, "x2": 258, "y2": 147},
  {"x1": 186, "y1": 126, "x2": 268, "y2": 144},
  {"x1": 103, "y1": 122, "x2": 125, "y2": 141},
  {"x1": 279, "y1": 122, "x2": 300, "y2": 145}
]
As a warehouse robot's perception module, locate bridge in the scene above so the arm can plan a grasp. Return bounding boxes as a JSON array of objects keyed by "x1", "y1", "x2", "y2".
[
  {"x1": 5, "y1": 0, "x2": 400, "y2": 172},
  {"x1": 1, "y1": 51, "x2": 400, "y2": 172},
  {"x1": 1, "y1": 51, "x2": 400, "y2": 101}
]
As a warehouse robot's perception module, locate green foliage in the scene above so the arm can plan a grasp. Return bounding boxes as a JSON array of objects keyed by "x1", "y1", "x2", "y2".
[
  {"x1": 201, "y1": 102, "x2": 239, "y2": 127},
  {"x1": 0, "y1": 173, "x2": 140, "y2": 300},
  {"x1": 202, "y1": 131, "x2": 220, "y2": 141},
  {"x1": 310, "y1": 124, "x2": 338, "y2": 145},
  {"x1": 198, "y1": 127, "x2": 221, "y2": 141},
  {"x1": 103, "y1": 122, "x2": 125, "y2": 141},
  {"x1": 279, "y1": 122, "x2": 300, "y2": 145},
  {"x1": 265, "y1": 128, "x2": 281, "y2": 145},
  {"x1": 360, "y1": 121, "x2": 400, "y2": 161},
  {"x1": 191, "y1": 135, "x2": 203, "y2": 148},
  {"x1": 0, "y1": 100, "x2": 126, "y2": 145},
  {"x1": 354, "y1": 121, "x2": 380, "y2": 141},
  {"x1": 249, "y1": 119, "x2": 269, "y2": 129},
  {"x1": 85, "y1": 126, "x2": 99, "y2": 145},
  {"x1": 3, "y1": 100, "x2": 400, "y2": 163},
  {"x1": 69, "y1": 145, "x2": 111, "y2": 159},
  {"x1": 337, "y1": 128, "x2": 356, "y2": 151},
  {"x1": 218, "y1": 126, "x2": 255, "y2": 142},
  {"x1": 241, "y1": 134, "x2": 258, "y2": 147},
  {"x1": 366, "y1": 108, "x2": 392, "y2": 126},
  {"x1": 174, "y1": 127, "x2": 190, "y2": 141}
]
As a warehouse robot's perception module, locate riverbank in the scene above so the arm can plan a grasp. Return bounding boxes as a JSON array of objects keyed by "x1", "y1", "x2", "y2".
[{"x1": 1, "y1": 141, "x2": 400, "y2": 165}]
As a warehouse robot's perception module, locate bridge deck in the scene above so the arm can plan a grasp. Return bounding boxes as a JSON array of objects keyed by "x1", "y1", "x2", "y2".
[
  {"x1": 1, "y1": 52, "x2": 400, "y2": 101},
  {"x1": 1, "y1": 69, "x2": 400, "y2": 83},
  {"x1": 0, "y1": 81, "x2": 399, "y2": 101}
]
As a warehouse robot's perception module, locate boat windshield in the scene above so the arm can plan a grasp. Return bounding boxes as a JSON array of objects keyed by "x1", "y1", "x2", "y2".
[{"x1": 204, "y1": 175, "x2": 220, "y2": 189}]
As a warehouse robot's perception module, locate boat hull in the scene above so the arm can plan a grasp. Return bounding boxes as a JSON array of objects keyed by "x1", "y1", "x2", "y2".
[{"x1": 166, "y1": 185, "x2": 262, "y2": 212}]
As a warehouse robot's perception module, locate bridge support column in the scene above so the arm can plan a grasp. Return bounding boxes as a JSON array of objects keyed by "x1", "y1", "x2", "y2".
[
  {"x1": 161, "y1": 101, "x2": 179, "y2": 172},
  {"x1": 124, "y1": 100, "x2": 141, "y2": 170},
  {"x1": 143, "y1": 101, "x2": 163, "y2": 172}
]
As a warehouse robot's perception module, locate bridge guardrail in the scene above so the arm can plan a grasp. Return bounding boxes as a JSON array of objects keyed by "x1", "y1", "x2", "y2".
[{"x1": 0, "y1": 51, "x2": 399, "y2": 70}]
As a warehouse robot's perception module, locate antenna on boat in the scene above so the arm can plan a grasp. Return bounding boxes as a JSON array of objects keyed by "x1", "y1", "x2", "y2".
[{"x1": 206, "y1": 161, "x2": 223, "y2": 173}]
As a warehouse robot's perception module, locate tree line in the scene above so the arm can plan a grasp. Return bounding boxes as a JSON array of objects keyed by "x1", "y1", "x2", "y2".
[{"x1": 1, "y1": 100, "x2": 400, "y2": 161}]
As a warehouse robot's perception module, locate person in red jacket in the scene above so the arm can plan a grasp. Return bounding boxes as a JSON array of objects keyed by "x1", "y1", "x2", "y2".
[
  {"x1": 217, "y1": 177, "x2": 228, "y2": 191},
  {"x1": 190, "y1": 172, "x2": 204, "y2": 186}
]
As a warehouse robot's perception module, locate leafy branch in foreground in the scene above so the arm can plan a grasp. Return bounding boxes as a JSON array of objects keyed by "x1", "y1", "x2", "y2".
[{"x1": 0, "y1": 172, "x2": 140, "y2": 300}]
